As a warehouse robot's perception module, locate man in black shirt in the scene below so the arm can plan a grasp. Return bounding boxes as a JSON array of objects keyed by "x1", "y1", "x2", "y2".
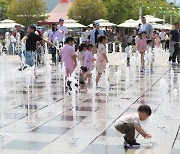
[
  {"x1": 169, "y1": 22, "x2": 179, "y2": 64},
  {"x1": 19, "y1": 25, "x2": 54, "y2": 70}
]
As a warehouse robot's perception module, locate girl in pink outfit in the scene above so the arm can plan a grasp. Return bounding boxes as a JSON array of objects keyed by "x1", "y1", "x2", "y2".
[
  {"x1": 137, "y1": 31, "x2": 147, "y2": 72},
  {"x1": 84, "y1": 44, "x2": 96, "y2": 83},
  {"x1": 60, "y1": 37, "x2": 77, "y2": 77},
  {"x1": 155, "y1": 34, "x2": 161, "y2": 48}
]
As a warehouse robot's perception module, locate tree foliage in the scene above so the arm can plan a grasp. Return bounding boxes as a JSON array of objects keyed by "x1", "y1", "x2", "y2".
[
  {"x1": 68, "y1": 0, "x2": 108, "y2": 25},
  {"x1": 102, "y1": 0, "x2": 180, "y2": 24},
  {"x1": 102, "y1": 0, "x2": 139, "y2": 24},
  {"x1": 7, "y1": 0, "x2": 47, "y2": 26},
  {"x1": 0, "y1": 0, "x2": 12, "y2": 20}
]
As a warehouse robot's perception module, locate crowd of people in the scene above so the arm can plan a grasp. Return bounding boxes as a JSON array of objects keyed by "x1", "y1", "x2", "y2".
[
  {"x1": 0, "y1": 16, "x2": 179, "y2": 149},
  {"x1": 126, "y1": 18, "x2": 179, "y2": 73},
  {"x1": 1, "y1": 17, "x2": 179, "y2": 87}
]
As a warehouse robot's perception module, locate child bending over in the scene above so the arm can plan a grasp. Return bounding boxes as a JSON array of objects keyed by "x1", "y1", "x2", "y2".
[{"x1": 115, "y1": 105, "x2": 152, "y2": 147}]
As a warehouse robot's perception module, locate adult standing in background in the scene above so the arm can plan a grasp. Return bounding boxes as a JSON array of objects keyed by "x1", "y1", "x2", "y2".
[
  {"x1": 15, "y1": 25, "x2": 25, "y2": 40},
  {"x1": 139, "y1": 17, "x2": 153, "y2": 39},
  {"x1": 49, "y1": 23, "x2": 62, "y2": 63},
  {"x1": 57, "y1": 18, "x2": 68, "y2": 47},
  {"x1": 169, "y1": 22, "x2": 179, "y2": 64},
  {"x1": 90, "y1": 22, "x2": 104, "y2": 52},
  {"x1": 86, "y1": 26, "x2": 92, "y2": 43},
  {"x1": 81, "y1": 28, "x2": 87, "y2": 43},
  {"x1": 159, "y1": 29, "x2": 166, "y2": 50}
]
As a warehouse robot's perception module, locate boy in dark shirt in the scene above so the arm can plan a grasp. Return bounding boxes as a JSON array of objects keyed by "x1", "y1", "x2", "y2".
[{"x1": 19, "y1": 25, "x2": 54, "y2": 71}]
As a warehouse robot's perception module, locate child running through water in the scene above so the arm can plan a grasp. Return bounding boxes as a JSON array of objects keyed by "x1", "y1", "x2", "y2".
[
  {"x1": 60, "y1": 37, "x2": 77, "y2": 78},
  {"x1": 137, "y1": 31, "x2": 147, "y2": 72},
  {"x1": 78, "y1": 43, "x2": 87, "y2": 67},
  {"x1": 125, "y1": 43, "x2": 133, "y2": 67},
  {"x1": 84, "y1": 44, "x2": 96, "y2": 84},
  {"x1": 115, "y1": 105, "x2": 152, "y2": 148},
  {"x1": 146, "y1": 39, "x2": 154, "y2": 74},
  {"x1": 154, "y1": 34, "x2": 161, "y2": 48},
  {"x1": 96, "y1": 36, "x2": 108, "y2": 86}
]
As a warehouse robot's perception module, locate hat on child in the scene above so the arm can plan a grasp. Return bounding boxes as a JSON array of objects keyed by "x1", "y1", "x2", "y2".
[
  {"x1": 95, "y1": 22, "x2": 100, "y2": 26},
  {"x1": 59, "y1": 18, "x2": 64, "y2": 22}
]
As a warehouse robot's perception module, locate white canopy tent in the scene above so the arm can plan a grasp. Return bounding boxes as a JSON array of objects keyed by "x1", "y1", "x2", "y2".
[
  {"x1": 0, "y1": 19, "x2": 24, "y2": 29},
  {"x1": 88, "y1": 19, "x2": 117, "y2": 27},
  {"x1": 137, "y1": 15, "x2": 165, "y2": 23},
  {"x1": 117, "y1": 19, "x2": 139, "y2": 28},
  {"x1": 152, "y1": 23, "x2": 172, "y2": 30},
  {"x1": 163, "y1": 23, "x2": 173, "y2": 30},
  {"x1": 64, "y1": 19, "x2": 86, "y2": 28}
]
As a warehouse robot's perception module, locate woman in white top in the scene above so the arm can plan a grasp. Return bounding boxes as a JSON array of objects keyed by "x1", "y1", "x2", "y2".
[
  {"x1": 81, "y1": 28, "x2": 87, "y2": 43},
  {"x1": 96, "y1": 36, "x2": 108, "y2": 85}
]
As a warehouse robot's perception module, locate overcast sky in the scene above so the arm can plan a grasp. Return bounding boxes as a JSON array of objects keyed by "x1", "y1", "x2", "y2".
[{"x1": 168, "y1": 0, "x2": 180, "y2": 5}]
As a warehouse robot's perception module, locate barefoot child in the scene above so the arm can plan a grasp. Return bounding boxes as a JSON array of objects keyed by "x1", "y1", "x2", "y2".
[
  {"x1": 60, "y1": 37, "x2": 77, "y2": 78},
  {"x1": 146, "y1": 39, "x2": 154, "y2": 73},
  {"x1": 115, "y1": 105, "x2": 152, "y2": 147},
  {"x1": 154, "y1": 34, "x2": 161, "y2": 48},
  {"x1": 125, "y1": 43, "x2": 132, "y2": 67},
  {"x1": 84, "y1": 44, "x2": 96, "y2": 84},
  {"x1": 137, "y1": 31, "x2": 147, "y2": 72},
  {"x1": 78, "y1": 43, "x2": 87, "y2": 66},
  {"x1": 96, "y1": 36, "x2": 108, "y2": 86}
]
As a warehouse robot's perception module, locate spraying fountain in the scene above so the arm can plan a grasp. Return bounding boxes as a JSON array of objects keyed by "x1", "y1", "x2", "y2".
[
  {"x1": 106, "y1": 43, "x2": 108, "y2": 54},
  {"x1": 23, "y1": 68, "x2": 36, "y2": 126},
  {"x1": 125, "y1": 67, "x2": 130, "y2": 98},
  {"x1": 16, "y1": 32, "x2": 21, "y2": 53},
  {"x1": 130, "y1": 55, "x2": 136, "y2": 84},
  {"x1": 91, "y1": 68, "x2": 98, "y2": 127},
  {"x1": 112, "y1": 42, "x2": 116, "y2": 53},
  {"x1": 114, "y1": 67, "x2": 121, "y2": 106},
  {"x1": 178, "y1": 74, "x2": 180, "y2": 94},
  {"x1": 53, "y1": 37, "x2": 60, "y2": 65},
  {"x1": 4, "y1": 32, "x2": 10, "y2": 54},
  {"x1": 104, "y1": 63, "x2": 110, "y2": 117},
  {"x1": 158, "y1": 78, "x2": 169, "y2": 130},
  {"x1": 76, "y1": 61, "x2": 81, "y2": 100},
  {"x1": 58, "y1": 63, "x2": 62, "y2": 92},
  {"x1": 0, "y1": 75, "x2": 10, "y2": 137},
  {"x1": 62, "y1": 62, "x2": 66, "y2": 103},
  {"x1": 69, "y1": 72, "x2": 80, "y2": 143},
  {"x1": 46, "y1": 62, "x2": 53, "y2": 113}
]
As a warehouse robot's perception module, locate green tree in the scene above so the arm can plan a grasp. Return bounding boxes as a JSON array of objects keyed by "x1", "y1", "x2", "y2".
[
  {"x1": 0, "y1": 0, "x2": 12, "y2": 20},
  {"x1": 102, "y1": 0, "x2": 139, "y2": 24},
  {"x1": 142, "y1": 1, "x2": 180, "y2": 24},
  {"x1": 102, "y1": 0, "x2": 179, "y2": 24},
  {"x1": 7, "y1": 0, "x2": 47, "y2": 26},
  {"x1": 68, "y1": 0, "x2": 108, "y2": 25}
]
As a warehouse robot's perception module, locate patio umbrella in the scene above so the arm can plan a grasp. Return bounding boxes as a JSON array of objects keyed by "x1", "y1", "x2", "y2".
[
  {"x1": 0, "y1": 19, "x2": 24, "y2": 29},
  {"x1": 151, "y1": 23, "x2": 172, "y2": 30},
  {"x1": 117, "y1": 19, "x2": 139, "y2": 28},
  {"x1": 163, "y1": 23, "x2": 172, "y2": 30},
  {"x1": 64, "y1": 19, "x2": 86, "y2": 28},
  {"x1": 88, "y1": 19, "x2": 117, "y2": 27},
  {"x1": 137, "y1": 15, "x2": 164, "y2": 23}
]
